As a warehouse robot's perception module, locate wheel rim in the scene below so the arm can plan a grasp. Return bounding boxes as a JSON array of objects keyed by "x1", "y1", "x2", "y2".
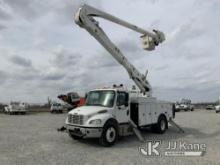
[
  {"x1": 160, "y1": 119, "x2": 166, "y2": 131},
  {"x1": 106, "y1": 127, "x2": 116, "y2": 143}
]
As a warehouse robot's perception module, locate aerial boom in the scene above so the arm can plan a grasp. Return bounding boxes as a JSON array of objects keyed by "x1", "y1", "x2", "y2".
[{"x1": 75, "y1": 4, "x2": 165, "y2": 95}]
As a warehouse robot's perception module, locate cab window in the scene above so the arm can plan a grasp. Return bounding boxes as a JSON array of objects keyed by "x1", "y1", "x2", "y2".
[{"x1": 116, "y1": 92, "x2": 128, "y2": 107}]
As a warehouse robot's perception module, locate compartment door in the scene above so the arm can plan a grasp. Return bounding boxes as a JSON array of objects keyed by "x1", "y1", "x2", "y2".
[{"x1": 138, "y1": 103, "x2": 152, "y2": 126}]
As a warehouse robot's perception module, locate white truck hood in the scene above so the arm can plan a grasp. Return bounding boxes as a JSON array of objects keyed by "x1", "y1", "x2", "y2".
[{"x1": 68, "y1": 106, "x2": 108, "y2": 116}]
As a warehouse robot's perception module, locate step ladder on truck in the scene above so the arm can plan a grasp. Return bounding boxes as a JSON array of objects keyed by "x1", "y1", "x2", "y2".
[{"x1": 61, "y1": 4, "x2": 183, "y2": 146}]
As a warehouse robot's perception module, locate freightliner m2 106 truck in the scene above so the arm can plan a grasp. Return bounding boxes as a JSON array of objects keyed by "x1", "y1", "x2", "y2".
[{"x1": 64, "y1": 5, "x2": 177, "y2": 146}]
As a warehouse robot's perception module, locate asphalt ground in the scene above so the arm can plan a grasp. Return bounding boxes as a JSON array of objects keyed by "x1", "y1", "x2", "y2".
[{"x1": 0, "y1": 109, "x2": 219, "y2": 165}]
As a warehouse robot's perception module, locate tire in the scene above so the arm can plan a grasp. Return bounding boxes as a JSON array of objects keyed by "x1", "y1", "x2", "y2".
[
  {"x1": 172, "y1": 104, "x2": 175, "y2": 118},
  {"x1": 68, "y1": 132, "x2": 82, "y2": 140},
  {"x1": 99, "y1": 120, "x2": 118, "y2": 147},
  {"x1": 154, "y1": 116, "x2": 167, "y2": 134}
]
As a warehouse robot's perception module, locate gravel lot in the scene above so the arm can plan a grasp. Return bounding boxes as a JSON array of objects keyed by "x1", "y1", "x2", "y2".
[{"x1": 0, "y1": 110, "x2": 219, "y2": 165}]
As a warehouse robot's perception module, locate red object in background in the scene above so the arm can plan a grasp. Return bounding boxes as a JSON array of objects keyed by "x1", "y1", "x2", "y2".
[{"x1": 78, "y1": 98, "x2": 86, "y2": 107}]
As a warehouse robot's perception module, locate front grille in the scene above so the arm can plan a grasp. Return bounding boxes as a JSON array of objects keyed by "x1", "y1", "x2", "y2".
[{"x1": 68, "y1": 114, "x2": 84, "y2": 125}]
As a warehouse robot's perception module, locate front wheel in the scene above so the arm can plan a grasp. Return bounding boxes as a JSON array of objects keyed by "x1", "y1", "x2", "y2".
[{"x1": 99, "y1": 121, "x2": 118, "y2": 147}]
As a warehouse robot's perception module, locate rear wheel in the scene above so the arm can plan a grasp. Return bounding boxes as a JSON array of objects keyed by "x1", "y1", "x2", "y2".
[{"x1": 152, "y1": 116, "x2": 167, "y2": 134}]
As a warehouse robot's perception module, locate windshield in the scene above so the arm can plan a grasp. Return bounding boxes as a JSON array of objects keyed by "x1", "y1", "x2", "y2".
[{"x1": 85, "y1": 90, "x2": 115, "y2": 107}]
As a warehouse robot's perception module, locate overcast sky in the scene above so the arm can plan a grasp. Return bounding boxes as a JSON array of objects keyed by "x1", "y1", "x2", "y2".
[{"x1": 0, "y1": 0, "x2": 220, "y2": 103}]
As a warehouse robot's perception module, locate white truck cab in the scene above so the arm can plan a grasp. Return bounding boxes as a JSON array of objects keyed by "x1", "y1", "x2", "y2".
[{"x1": 65, "y1": 86, "x2": 174, "y2": 146}]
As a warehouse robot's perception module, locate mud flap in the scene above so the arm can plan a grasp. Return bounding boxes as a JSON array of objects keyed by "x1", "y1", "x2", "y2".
[
  {"x1": 129, "y1": 120, "x2": 145, "y2": 142},
  {"x1": 169, "y1": 119, "x2": 184, "y2": 133}
]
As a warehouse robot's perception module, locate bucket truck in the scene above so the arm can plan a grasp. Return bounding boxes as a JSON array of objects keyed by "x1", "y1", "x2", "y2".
[{"x1": 64, "y1": 5, "x2": 179, "y2": 146}]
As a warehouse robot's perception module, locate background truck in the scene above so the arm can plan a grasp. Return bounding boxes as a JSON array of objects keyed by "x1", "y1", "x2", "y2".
[
  {"x1": 175, "y1": 98, "x2": 194, "y2": 112},
  {"x1": 50, "y1": 102, "x2": 63, "y2": 113},
  {"x1": 63, "y1": 4, "x2": 179, "y2": 146},
  {"x1": 4, "y1": 102, "x2": 27, "y2": 115}
]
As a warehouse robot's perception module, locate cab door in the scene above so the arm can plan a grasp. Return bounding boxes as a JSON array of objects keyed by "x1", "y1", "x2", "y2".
[{"x1": 115, "y1": 91, "x2": 130, "y2": 123}]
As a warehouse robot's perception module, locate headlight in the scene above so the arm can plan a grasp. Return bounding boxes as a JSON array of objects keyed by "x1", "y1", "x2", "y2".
[{"x1": 89, "y1": 119, "x2": 102, "y2": 125}]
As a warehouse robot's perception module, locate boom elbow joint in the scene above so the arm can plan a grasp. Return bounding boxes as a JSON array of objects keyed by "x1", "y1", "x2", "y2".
[{"x1": 74, "y1": 8, "x2": 83, "y2": 27}]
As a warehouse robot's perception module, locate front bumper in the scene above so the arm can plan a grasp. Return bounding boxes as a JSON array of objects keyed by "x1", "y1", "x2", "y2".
[
  {"x1": 9, "y1": 110, "x2": 26, "y2": 112},
  {"x1": 66, "y1": 124, "x2": 102, "y2": 138}
]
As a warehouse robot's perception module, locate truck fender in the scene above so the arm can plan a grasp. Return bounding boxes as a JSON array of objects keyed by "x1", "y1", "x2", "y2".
[
  {"x1": 103, "y1": 118, "x2": 119, "y2": 128},
  {"x1": 86, "y1": 113, "x2": 116, "y2": 127}
]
